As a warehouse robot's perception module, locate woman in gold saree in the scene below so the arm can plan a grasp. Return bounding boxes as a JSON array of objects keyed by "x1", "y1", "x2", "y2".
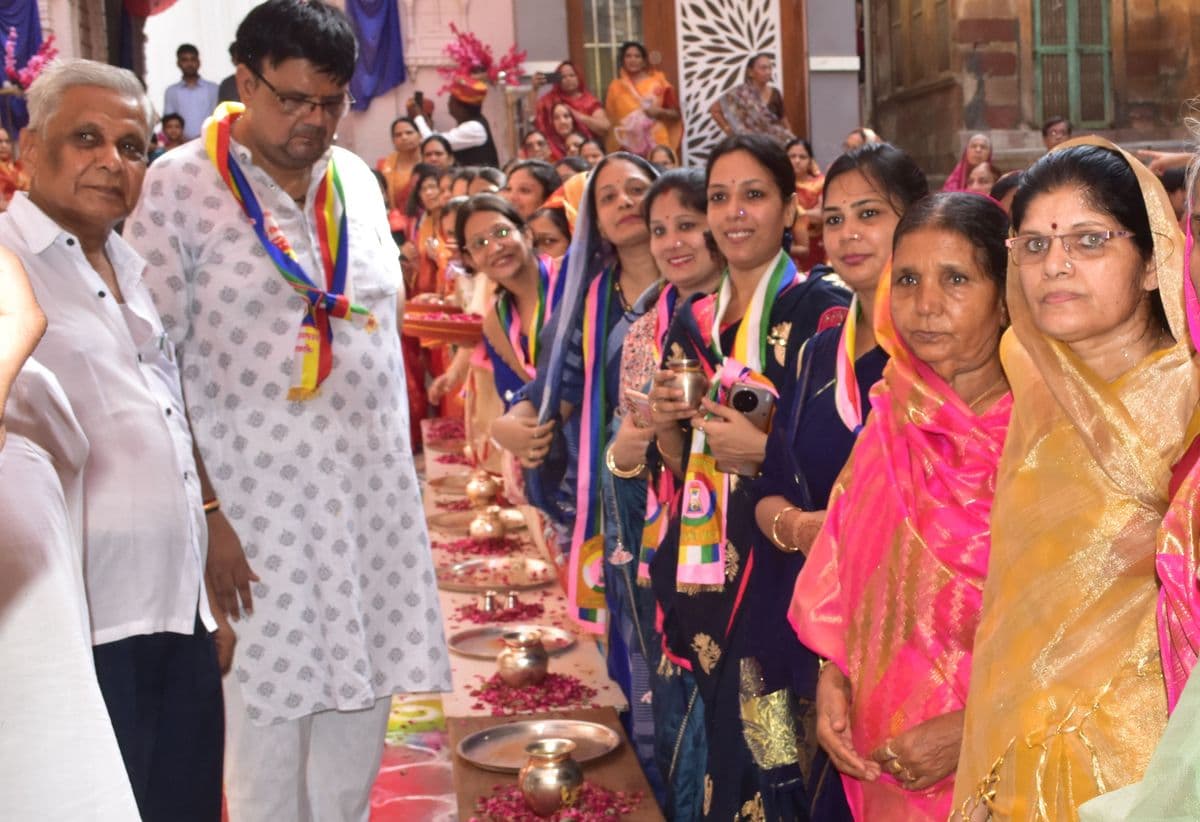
[{"x1": 952, "y1": 138, "x2": 1200, "y2": 819}]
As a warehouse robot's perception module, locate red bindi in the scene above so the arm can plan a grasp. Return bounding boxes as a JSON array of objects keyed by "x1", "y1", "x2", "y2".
[{"x1": 1050, "y1": 222, "x2": 1058, "y2": 230}]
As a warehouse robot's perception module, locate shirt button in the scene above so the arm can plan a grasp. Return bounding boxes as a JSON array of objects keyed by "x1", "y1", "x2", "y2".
[
  {"x1": 98, "y1": 290, "x2": 106, "y2": 298},
  {"x1": 165, "y1": 407, "x2": 173, "y2": 416},
  {"x1": 66, "y1": 238, "x2": 75, "y2": 246}
]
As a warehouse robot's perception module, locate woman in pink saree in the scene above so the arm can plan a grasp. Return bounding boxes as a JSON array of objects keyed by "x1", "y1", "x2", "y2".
[{"x1": 789, "y1": 192, "x2": 1014, "y2": 820}]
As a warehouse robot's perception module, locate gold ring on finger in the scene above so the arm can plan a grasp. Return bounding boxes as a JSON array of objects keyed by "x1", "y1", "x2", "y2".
[{"x1": 883, "y1": 743, "x2": 898, "y2": 760}]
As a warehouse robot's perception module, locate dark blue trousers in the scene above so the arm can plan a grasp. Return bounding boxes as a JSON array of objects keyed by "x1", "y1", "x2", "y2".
[{"x1": 92, "y1": 615, "x2": 224, "y2": 822}]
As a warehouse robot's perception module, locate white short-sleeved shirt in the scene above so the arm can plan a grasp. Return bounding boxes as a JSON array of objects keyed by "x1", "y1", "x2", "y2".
[
  {"x1": 0, "y1": 360, "x2": 140, "y2": 820},
  {"x1": 0, "y1": 194, "x2": 211, "y2": 645},
  {"x1": 126, "y1": 138, "x2": 451, "y2": 725}
]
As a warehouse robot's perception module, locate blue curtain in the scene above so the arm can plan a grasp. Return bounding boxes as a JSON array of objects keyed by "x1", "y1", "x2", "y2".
[
  {"x1": 0, "y1": 0, "x2": 42, "y2": 136},
  {"x1": 346, "y1": 0, "x2": 406, "y2": 112}
]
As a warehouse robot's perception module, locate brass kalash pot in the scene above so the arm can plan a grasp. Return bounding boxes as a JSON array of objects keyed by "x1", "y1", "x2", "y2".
[
  {"x1": 495, "y1": 629, "x2": 548, "y2": 687},
  {"x1": 465, "y1": 471, "x2": 507, "y2": 538},
  {"x1": 518, "y1": 737, "x2": 583, "y2": 816}
]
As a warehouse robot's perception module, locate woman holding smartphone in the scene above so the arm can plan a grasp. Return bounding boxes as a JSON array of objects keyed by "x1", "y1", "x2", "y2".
[{"x1": 646, "y1": 134, "x2": 849, "y2": 820}]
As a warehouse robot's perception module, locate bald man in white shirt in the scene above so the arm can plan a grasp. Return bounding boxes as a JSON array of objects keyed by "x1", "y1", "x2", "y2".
[{"x1": 0, "y1": 59, "x2": 224, "y2": 821}]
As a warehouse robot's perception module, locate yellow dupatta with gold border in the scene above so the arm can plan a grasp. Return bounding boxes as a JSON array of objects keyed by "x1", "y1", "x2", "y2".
[{"x1": 952, "y1": 138, "x2": 1200, "y2": 819}]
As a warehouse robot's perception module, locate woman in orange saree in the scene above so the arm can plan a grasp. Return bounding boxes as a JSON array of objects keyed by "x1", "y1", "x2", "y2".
[
  {"x1": 604, "y1": 41, "x2": 682, "y2": 159},
  {"x1": 788, "y1": 192, "x2": 1013, "y2": 821},
  {"x1": 786, "y1": 138, "x2": 826, "y2": 271},
  {"x1": 952, "y1": 138, "x2": 1200, "y2": 820},
  {"x1": 375, "y1": 117, "x2": 421, "y2": 212}
]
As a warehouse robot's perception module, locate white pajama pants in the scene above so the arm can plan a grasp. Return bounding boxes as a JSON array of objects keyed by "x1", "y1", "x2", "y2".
[{"x1": 223, "y1": 679, "x2": 391, "y2": 822}]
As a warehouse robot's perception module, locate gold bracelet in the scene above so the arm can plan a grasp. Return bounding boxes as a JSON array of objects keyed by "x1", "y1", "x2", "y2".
[
  {"x1": 771, "y1": 505, "x2": 800, "y2": 552},
  {"x1": 203, "y1": 498, "x2": 221, "y2": 515},
  {"x1": 605, "y1": 444, "x2": 645, "y2": 479}
]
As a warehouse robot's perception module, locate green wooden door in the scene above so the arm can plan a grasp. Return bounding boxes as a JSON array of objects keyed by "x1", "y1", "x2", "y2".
[{"x1": 1034, "y1": 0, "x2": 1112, "y2": 127}]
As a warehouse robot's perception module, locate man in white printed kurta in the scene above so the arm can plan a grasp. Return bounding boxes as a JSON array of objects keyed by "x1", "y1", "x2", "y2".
[{"x1": 125, "y1": 1, "x2": 449, "y2": 818}]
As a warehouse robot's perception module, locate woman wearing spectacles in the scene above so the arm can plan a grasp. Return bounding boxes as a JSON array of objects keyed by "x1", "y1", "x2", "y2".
[
  {"x1": 953, "y1": 139, "x2": 1200, "y2": 819},
  {"x1": 442, "y1": 195, "x2": 568, "y2": 478}
]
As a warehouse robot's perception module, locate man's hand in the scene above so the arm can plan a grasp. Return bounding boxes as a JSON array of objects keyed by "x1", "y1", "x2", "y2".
[{"x1": 206, "y1": 510, "x2": 258, "y2": 621}]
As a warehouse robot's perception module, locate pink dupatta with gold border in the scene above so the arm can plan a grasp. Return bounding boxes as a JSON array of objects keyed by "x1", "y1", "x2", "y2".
[
  {"x1": 788, "y1": 263, "x2": 1012, "y2": 821},
  {"x1": 1156, "y1": 194, "x2": 1200, "y2": 711}
]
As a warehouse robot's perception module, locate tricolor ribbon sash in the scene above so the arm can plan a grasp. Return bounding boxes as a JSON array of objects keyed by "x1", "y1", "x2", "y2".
[
  {"x1": 834, "y1": 294, "x2": 866, "y2": 432},
  {"x1": 676, "y1": 251, "x2": 796, "y2": 592},
  {"x1": 495, "y1": 256, "x2": 557, "y2": 378},
  {"x1": 567, "y1": 266, "x2": 618, "y2": 633},
  {"x1": 203, "y1": 102, "x2": 377, "y2": 400},
  {"x1": 637, "y1": 284, "x2": 680, "y2": 586}
]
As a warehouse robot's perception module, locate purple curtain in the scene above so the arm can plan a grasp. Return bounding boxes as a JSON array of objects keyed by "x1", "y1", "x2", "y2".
[
  {"x1": 346, "y1": 0, "x2": 406, "y2": 112},
  {"x1": 0, "y1": 0, "x2": 42, "y2": 136}
]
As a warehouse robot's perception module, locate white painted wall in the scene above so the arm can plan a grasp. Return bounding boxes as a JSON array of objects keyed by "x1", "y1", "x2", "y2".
[{"x1": 142, "y1": 0, "x2": 254, "y2": 122}]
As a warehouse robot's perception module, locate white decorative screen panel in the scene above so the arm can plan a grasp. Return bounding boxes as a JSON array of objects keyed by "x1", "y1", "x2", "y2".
[{"x1": 676, "y1": 0, "x2": 783, "y2": 165}]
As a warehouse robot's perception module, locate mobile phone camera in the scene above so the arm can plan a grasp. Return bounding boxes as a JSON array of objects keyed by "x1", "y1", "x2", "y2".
[{"x1": 730, "y1": 387, "x2": 759, "y2": 414}]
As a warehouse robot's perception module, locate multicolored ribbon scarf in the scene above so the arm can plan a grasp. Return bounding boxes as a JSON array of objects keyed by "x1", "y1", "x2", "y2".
[
  {"x1": 677, "y1": 251, "x2": 797, "y2": 591},
  {"x1": 495, "y1": 256, "x2": 556, "y2": 378},
  {"x1": 203, "y1": 102, "x2": 376, "y2": 401},
  {"x1": 637, "y1": 285, "x2": 679, "y2": 586},
  {"x1": 834, "y1": 294, "x2": 866, "y2": 431},
  {"x1": 567, "y1": 266, "x2": 618, "y2": 633}
]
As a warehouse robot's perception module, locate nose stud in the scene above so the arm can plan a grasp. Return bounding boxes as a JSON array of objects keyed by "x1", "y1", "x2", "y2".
[{"x1": 737, "y1": 208, "x2": 746, "y2": 217}]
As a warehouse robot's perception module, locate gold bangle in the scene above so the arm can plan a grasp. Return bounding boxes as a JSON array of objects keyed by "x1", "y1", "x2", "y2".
[
  {"x1": 771, "y1": 505, "x2": 800, "y2": 552},
  {"x1": 605, "y1": 444, "x2": 645, "y2": 479},
  {"x1": 203, "y1": 498, "x2": 221, "y2": 515}
]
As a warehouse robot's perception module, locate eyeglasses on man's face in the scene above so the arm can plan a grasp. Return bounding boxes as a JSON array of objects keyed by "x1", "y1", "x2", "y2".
[{"x1": 251, "y1": 68, "x2": 355, "y2": 118}]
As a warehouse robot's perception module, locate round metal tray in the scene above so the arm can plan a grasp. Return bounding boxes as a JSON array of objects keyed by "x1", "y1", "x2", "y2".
[
  {"x1": 448, "y1": 624, "x2": 576, "y2": 660},
  {"x1": 456, "y1": 719, "x2": 620, "y2": 773},
  {"x1": 437, "y1": 557, "x2": 555, "y2": 593}
]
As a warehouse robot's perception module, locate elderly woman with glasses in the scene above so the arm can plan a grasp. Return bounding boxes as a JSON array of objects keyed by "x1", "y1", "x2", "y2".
[{"x1": 953, "y1": 139, "x2": 1200, "y2": 820}]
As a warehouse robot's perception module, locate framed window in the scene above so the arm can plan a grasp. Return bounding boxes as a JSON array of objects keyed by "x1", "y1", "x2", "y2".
[
  {"x1": 1034, "y1": 0, "x2": 1111, "y2": 127},
  {"x1": 579, "y1": 0, "x2": 644, "y2": 96}
]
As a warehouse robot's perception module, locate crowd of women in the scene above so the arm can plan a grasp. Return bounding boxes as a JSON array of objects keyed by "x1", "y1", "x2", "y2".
[{"x1": 379, "y1": 41, "x2": 1200, "y2": 820}]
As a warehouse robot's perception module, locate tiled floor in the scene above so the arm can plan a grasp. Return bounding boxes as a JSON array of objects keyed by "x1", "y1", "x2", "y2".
[{"x1": 369, "y1": 694, "x2": 456, "y2": 821}]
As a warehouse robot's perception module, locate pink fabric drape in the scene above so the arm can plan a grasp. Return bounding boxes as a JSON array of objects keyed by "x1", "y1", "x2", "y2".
[
  {"x1": 788, "y1": 264, "x2": 1012, "y2": 820},
  {"x1": 1156, "y1": 211, "x2": 1200, "y2": 711}
]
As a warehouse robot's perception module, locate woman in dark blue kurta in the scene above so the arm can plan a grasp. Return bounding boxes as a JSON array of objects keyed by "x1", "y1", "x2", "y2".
[
  {"x1": 745, "y1": 144, "x2": 931, "y2": 820},
  {"x1": 645, "y1": 135, "x2": 853, "y2": 821}
]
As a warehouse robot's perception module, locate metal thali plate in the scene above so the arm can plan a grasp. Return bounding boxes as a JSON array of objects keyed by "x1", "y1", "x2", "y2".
[
  {"x1": 456, "y1": 719, "x2": 620, "y2": 773},
  {"x1": 437, "y1": 557, "x2": 555, "y2": 593},
  {"x1": 448, "y1": 624, "x2": 576, "y2": 660}
]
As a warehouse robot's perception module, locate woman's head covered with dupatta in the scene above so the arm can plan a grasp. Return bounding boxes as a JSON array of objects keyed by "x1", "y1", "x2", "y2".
[
  {"x1": 534, "y1": 152, "x2": 658, "y2": 421},
  {"x1": 887, "y1": 192, "x2": 1010, "y2": 391},
  {"x1": 1008, "y1": 140, "x2": 1180, "y2": 375}
]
